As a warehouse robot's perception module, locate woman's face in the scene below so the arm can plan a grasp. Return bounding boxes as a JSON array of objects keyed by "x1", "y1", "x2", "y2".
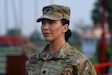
[{"x1": 41, "y1": 19, "x2": 68, "y2": 42}]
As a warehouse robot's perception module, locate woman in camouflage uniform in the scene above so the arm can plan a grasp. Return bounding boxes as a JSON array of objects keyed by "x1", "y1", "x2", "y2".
[{"x1": 26, "y1": 4, "x2": 97, "y2": 75}]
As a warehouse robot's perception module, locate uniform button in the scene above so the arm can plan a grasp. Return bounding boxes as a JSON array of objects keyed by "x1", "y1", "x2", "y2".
[{"x1": 43, "y1": 70, "x2": 46, "y2": 74}]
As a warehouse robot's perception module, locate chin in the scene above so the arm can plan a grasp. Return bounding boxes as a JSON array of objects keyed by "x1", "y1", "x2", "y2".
[{"x1": 44, "y1": 38, "x2": 53, "y2": 42}]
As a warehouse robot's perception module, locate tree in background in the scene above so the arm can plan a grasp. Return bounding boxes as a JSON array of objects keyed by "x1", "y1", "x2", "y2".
[
  {"x1": 91, "y1": 1, "x2": 102, "y2": 26},
  {"x1": 91, "y1": 0, "x2": 112, "y2": 30},
  {"x1": 7, "y1": 28, "x2": 21, "y2": 35},
  {"x1": 91, "y1": 0, "x2": 112, "y2": 64}
]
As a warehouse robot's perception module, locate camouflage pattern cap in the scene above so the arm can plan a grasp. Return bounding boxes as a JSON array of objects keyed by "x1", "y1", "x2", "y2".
[{"x1": 37, "y1": 4, "x2": 70, "y2": 22}]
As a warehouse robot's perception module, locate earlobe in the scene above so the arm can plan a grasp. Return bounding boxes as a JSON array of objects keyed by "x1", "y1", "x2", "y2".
[{"x1": 63, "y1": 24, "x2": 69, "y2": 32}]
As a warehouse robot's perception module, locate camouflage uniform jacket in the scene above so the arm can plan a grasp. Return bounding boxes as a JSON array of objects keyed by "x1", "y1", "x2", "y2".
[{"x1": 26, "y1": 42, "x2": 97, "y2": 75}]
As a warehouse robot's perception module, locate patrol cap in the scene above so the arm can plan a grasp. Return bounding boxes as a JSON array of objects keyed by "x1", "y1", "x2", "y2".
[{"x1": 37, "y1": 4, "x2": 70, "y2": 22}]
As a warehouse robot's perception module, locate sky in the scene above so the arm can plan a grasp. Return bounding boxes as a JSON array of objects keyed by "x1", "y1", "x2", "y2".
[{"x1": 0, "y1": 0, "x2": 96, "y2": 36}]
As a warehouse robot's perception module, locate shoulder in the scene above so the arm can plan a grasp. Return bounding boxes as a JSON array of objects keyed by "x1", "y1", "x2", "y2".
[
  {"x1": 62, "y1": 43, "x2": 88, "y2": 61},
  {"x1": 61, "y1": 43, "x2": 90, "y2": 66},
  {"x1": 62, "y1": 44, "x2": 97, "y2": 74}
]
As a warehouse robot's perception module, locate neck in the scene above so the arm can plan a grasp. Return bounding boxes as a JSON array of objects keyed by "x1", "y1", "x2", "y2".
[{"x1": 49, "y1": 38, "x2": 66, "y2": 53}]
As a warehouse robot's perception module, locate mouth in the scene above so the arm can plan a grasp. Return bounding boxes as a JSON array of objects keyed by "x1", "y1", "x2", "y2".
[{"x1": 43, "y1": 33, "x2": 51, "y2": 37}]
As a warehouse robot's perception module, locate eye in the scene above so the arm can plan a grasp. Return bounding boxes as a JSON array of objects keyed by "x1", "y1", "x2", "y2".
[
  {"x1": 41, "y1": 20, "x2": 48, "y2": 26},
  {"x1": 48, "y1": 20, "x2": 55, "y2": 24},
  {"x1": 42, "y1": 20, "x2": 55, "y2": 25}
]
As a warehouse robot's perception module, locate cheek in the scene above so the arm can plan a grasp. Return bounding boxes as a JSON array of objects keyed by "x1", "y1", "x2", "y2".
[{"x1": 50, "y1": 26, "x2": 63, "y2": 35}]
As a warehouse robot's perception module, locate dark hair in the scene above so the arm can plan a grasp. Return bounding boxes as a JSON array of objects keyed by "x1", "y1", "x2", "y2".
[{"x1": 61, "y1": 19, "x2": 72, "y2": 42}]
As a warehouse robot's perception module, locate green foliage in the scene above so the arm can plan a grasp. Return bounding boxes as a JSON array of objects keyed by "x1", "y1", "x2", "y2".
[
  {"x1": 90, "y1": 58, "x2": 99, "y2": 64},
  {"x1": 69, "y1": 31, "x2": 81, "y2": 45},
  {"x1": 91, "y1": 1, "x2": 102, "y2": 25},
  {"x1": 0, "y1": 47, "x2": 22, "y2": 54},
  {"x1": 74, "y1": 45, "x2": 82, "y2": 52},
  {"x1": 7, "y1": 28, "x2": 21, "y2": 35},
  {"x1": 91, "y1": 0, "x2": 112, "y2": 30},
  {"x1": 107, "y1": 47, "x2": 112, "y2": 55}
]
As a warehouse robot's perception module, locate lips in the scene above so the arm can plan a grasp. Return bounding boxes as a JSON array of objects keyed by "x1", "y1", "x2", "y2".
[{"x1": 43, "y1": 33, "x2": 51, "y2": 37}]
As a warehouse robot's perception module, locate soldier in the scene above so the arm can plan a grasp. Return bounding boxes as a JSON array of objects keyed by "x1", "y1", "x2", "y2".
[
  {"x1": 22, "y1": 38, "x2": 37, "y2": 58},
  {"x1": 26, "y1": 4, "x2": 97, "y2": 75}
]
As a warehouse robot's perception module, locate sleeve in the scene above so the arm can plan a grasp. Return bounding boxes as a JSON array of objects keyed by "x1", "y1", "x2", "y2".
[
  {"x1": 61, "y1": 59, "x2": 97, "y2": 75},
  {"x1": 77, "y1": 59, "x2": 97, "y2": 75}
]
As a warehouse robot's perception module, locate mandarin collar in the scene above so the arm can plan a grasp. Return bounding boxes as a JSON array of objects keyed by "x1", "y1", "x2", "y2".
[{"x1": 39, "y1": 42, "x2": 71, "y2": 60}]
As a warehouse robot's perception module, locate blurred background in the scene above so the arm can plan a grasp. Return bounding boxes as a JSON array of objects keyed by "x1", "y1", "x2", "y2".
[{"x1": 0, "y1": 0, "x2": 112, "y2": 75}]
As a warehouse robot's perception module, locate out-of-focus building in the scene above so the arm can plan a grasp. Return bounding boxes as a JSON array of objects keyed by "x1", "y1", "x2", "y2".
[
  {"x1": 0, "y1": 35, "x2": 26, "y2": 47},
  {"x1": 79, "y1": 25, "x2": 111, "y2": 39},
  {"x1": 79, "y1": 25, "x2": 111, "y2": 58}
]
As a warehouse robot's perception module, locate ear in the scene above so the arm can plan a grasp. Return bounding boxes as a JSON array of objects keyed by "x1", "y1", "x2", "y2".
[{"x1": 63, "y1": 24, "x2": 69, "y2": 32}]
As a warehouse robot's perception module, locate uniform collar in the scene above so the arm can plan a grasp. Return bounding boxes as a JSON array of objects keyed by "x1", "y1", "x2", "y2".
[{"x1": 39, "y1": 42, "x2": 71, "y2": 61}]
